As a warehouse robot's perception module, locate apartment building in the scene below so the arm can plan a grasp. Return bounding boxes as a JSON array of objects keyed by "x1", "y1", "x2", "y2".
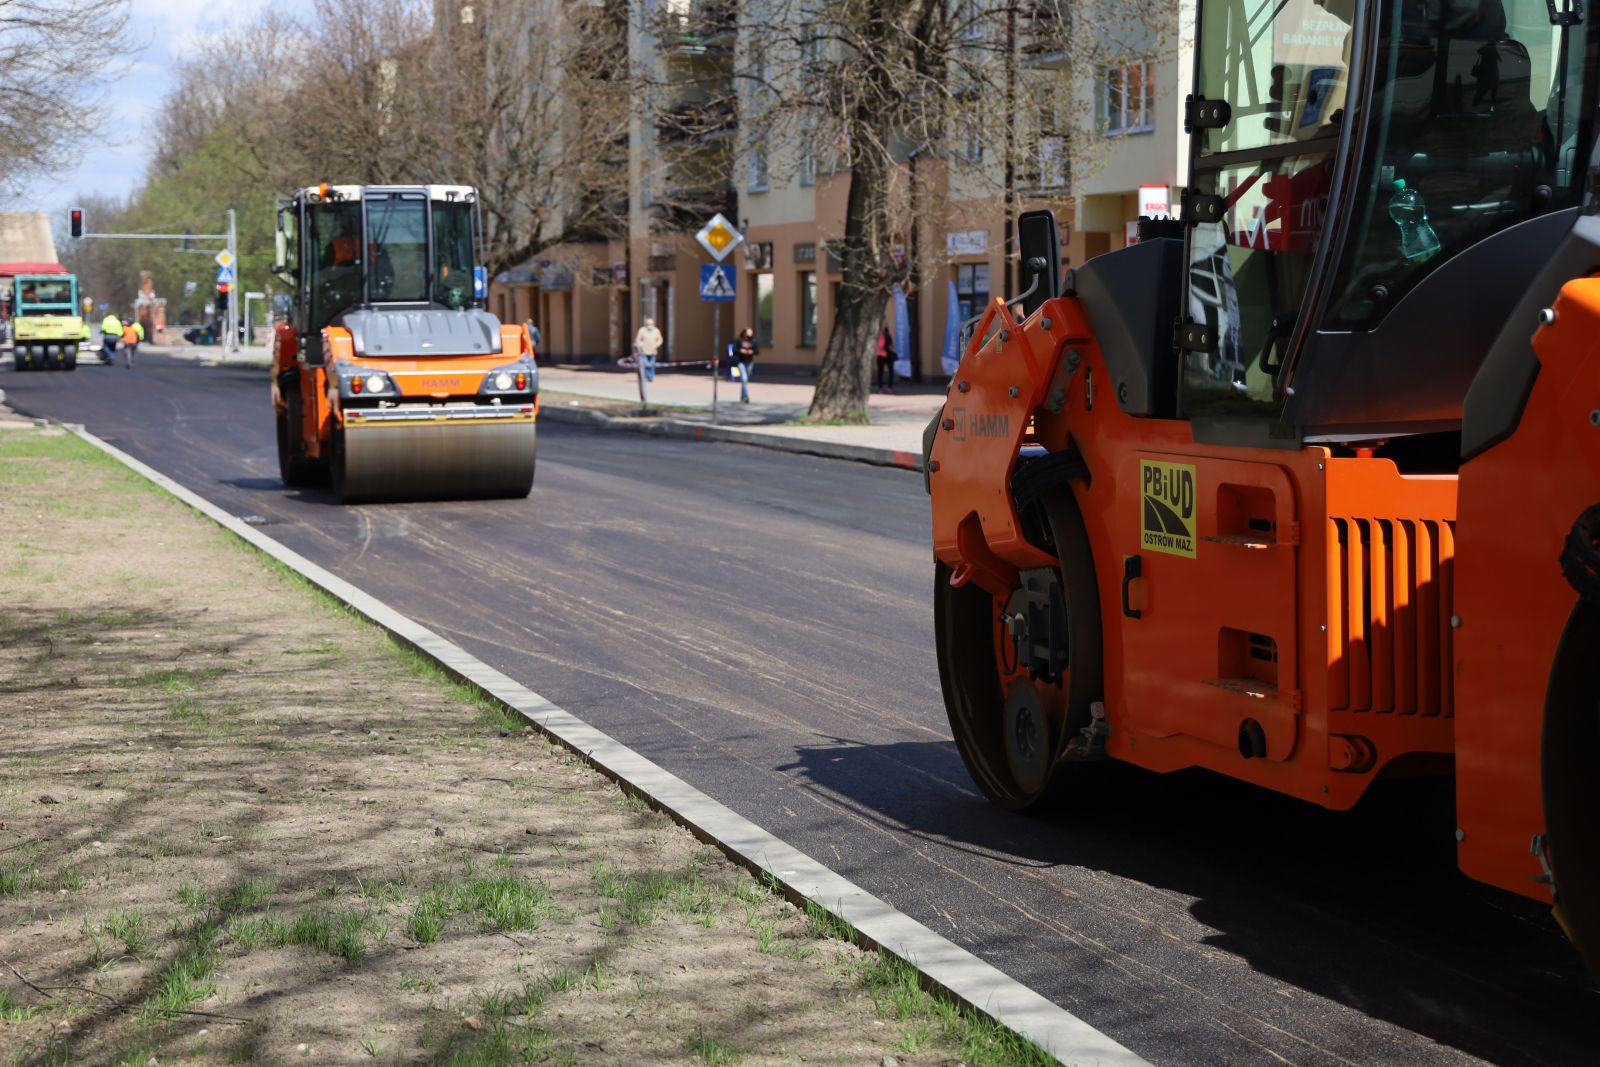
[{"x1": 491, "y1": 0, "x2": 1189, "y2": 376}]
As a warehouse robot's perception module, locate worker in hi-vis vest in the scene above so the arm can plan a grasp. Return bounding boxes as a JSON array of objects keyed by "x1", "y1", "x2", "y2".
[{"x1": 99, "y1": 313, "x2": 121, "y2": 365}]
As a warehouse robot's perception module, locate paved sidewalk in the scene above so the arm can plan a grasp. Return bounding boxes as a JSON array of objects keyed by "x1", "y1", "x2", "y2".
[{"x1": 539, "y1": 362, "x2": 944, "y2": 470}]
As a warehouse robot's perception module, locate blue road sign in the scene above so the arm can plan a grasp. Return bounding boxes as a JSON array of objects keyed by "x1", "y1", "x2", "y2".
[
  {"x1": 216, "y1": 265, "x2": 236, "y2": 285},
  {"x1": 699, "y1": 263, "x2": 736, "y2": 302}
]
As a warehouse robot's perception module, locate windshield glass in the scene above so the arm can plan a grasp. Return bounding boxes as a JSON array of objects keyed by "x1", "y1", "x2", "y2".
[
  {"x1": 1322, "y1": 0, "x2": 1592, "y2": 328},
  {"x1": 1183, "y1": 0, "x2": 1355, "y2": 417},
  {"x1": 432, "y1": 200, "x2": 476, "y2": 309},
  {"x1": 365, "y1": 193, "x2": 429, "y2": 303},
  {"x1": 17, "y1": 278, "x2": 75, "y2": 310}
]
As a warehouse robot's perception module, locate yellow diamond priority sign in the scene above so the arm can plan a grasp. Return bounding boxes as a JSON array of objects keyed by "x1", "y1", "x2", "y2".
[{"x1": 695, "y1": 213, "x2": 744, "y2": 262}]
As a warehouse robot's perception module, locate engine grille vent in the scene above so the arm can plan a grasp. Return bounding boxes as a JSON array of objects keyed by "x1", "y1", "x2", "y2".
[{"x1": 1328, "y1": 517, "x2": 1455, "y2": 716}]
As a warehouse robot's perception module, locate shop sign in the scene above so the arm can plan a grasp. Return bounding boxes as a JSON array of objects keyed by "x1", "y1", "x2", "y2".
[
  {"x1": 1139, "y1": 184, "x2": 1171, "y2": 219},
  {"x1": 947, "y1": 229, "x2": 988, "y2": 257},
  {"x1": 612, "y1": 261, "x2": 627, "y2": 285},
  {"x1": 592, "y1": 267, "x2": 613, "y2": 286},
  {"x1": 794, "y1": 242, "x2": 816, "y2": 264}
]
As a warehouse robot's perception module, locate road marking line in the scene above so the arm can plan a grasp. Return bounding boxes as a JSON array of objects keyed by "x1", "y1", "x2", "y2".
[{"x1": 69, "y1": 424, "x2": 1151, "y2": 1067}]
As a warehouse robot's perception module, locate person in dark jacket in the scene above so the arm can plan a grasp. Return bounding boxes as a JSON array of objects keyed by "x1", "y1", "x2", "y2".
[
  {"x1": 733, "y1": 327, "x2": 758, "y2": 403},
  {"x1": 875, "y1": 325, "x2": 896, "y2": 394}
]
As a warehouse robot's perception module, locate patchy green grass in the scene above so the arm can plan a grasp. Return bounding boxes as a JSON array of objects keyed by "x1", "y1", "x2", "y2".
[
  {"x1": 684, "y1": 1027, "x2": 743, "y2": 1065},
  {"x1": 0, "y1": 986, "x2": 41, "y2": 1021},
  {"x1": 853, "y1": 950, "x2": 1058, "y2": 1067},
  {"x1": 392, "y1": 644, "x2": 523, "y2": 732},
  {"x1": 116, "y1": 665, "x2": 226, "y2": 692},
  {"x1": 0, "y1": 861, "x2": 29, "y2": 896},
  {"x1": 89, "y1": 907, "x2": 151, "y2": 958}
]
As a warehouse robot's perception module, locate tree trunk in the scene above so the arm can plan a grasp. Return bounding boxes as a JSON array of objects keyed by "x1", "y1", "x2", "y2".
[{"x1": 808, "y1": 129, "x2": 894, "y2": 422}]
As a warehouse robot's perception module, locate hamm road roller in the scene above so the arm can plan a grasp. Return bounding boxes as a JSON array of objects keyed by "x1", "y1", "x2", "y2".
[
  {"x1": 271, "y1": 184, "x2": 537, "y2": 503},
  {"x1": 927, "y1": 0, "x2": 1600, "y2": 971}
]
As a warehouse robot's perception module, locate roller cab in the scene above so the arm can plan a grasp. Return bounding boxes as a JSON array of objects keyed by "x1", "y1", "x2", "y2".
[
  {"x1": 271, "y1": 184, "x2": 538, "y2": 503},
  {"x1": 928, "y1": 0, "x2": 1600, "y2": 973}
]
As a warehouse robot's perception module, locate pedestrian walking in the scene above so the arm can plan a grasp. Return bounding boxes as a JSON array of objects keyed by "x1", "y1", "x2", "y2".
[
  {"x1": 122, "y1": 316, "x2": 142, "y2": 367},
  {"x1": 524, "y1": 320, "x2": 542, "y2": 353},
  {"x1": 633, "y1": 317, "x2": 664, "y2": 405},
  {"x1": 99, "y1": 312, "x2": 120, "y2": 365},
  {"x1": 875, "y1": 324, "x2": 897, "y2": 394},
  {"x1": 732, "y1": 327, "x2": 758, "y2": 404}
]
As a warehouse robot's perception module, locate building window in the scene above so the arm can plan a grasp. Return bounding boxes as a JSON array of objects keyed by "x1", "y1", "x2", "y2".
[
  {"x1": 956, "y1": 0, "x2": 983, "y2": 39},
  {"x1": 754, "y1": 273, "x2": 775, "y2": 346},
  {"x1": 800, "y1": 148, "x2": 817, "y2": 186},
  {"x1": 1101, "y1": 61, "x2": 1155, "y2": 136},
  {"x1": 748, "y1": 143, "x2": 769, "y2": 191},
  {"x1": 955, "y1": 263, "x2": 990, "y2": 321},
  {"x1": 1036, "y1": 135, "x2": 1068, "y2": 189},
  {"x1": 799, "y1": 272, "x2": 817, "y2": 346},
  {"x1": 962, "y1": 120, "x2": 983, "y2": 163}
]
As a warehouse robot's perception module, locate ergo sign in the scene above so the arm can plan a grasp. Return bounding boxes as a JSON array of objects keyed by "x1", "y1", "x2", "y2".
[{"x1": 1139, "y1": 184, "x2": 1171, "y2": 219}]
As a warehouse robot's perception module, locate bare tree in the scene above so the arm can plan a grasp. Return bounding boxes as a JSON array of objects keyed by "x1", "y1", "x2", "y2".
[
  {"x1": 0, "y1": 0, "x2": 131, "y2": 195},
  {"x1": 652, "y1": 0, "x2": 1172, "y2": 420}
]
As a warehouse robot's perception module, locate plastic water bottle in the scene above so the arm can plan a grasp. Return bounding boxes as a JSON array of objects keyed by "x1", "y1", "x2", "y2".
[{"x1": 1387, "y1": 179, "x2": 1440, "y2": 262}]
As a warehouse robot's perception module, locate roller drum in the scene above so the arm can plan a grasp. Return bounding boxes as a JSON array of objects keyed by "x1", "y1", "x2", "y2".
[{"x1": 334, "y1": 420, "x2": 536, "y2": 504}]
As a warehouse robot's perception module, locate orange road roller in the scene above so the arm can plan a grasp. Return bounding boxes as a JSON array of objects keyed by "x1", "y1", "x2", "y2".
[
  {"x1": 928, "y1": 0, "x2": 1600, "y2": 974},
  {"x1": 270, "y1": 184, "x2": 537, "y2": 504}
]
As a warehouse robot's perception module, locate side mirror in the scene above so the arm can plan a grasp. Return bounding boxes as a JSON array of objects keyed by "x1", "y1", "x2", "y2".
[
  {"x1": 271, "y1": 203, "x2": 295, "y2": 284},
  {"x1": 1015, "y1": 209, "x2": 1061, "y2": 318}
]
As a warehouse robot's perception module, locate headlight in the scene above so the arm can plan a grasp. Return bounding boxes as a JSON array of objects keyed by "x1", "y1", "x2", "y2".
[
  {"x1": 493, "y1": 371, "x2": 514, "y2": 391},
  {"x1": 366, "y1": 375, "x2": 387, "y2": 394}
]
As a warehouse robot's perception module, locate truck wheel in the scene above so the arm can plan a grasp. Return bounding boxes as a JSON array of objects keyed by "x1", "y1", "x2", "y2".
[
  {"x1": 275, "y1": 409, "x2": 315, "y2": 488},
  {"x1": 934, "y1": 486, "x2": 1103, "y2": 811},
  {"x1": 64, "y1": 347, "x2": 77, "y2": 370},
  {"x1": 1544, "y1": 600, "x2": 1600, "y2": 976}
]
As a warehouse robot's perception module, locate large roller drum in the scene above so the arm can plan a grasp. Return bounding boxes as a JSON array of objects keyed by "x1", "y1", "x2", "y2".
[
  {"x1": 330, "y1": 418, "x2": 536, "y2": 504},
  {"x1": 934, "y1": 485, "x2": 1102, "y2": 811}
]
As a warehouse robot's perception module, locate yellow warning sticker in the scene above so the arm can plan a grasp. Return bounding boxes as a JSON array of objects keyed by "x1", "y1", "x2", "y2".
[{"x1": 1140, "y1": 459, "x2": 1197, "y2": 558}]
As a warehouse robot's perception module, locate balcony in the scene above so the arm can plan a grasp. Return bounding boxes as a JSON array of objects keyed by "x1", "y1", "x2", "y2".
[
  {"x1": 1018, "y1": 135, "x2": 1071, "y2": 193},
  {"x1": 1022, "y1": 1, "x2": 1069, "y2": 69},
  {"x1": 649, "y1": 180, "x2": 737, "y2": 231},
  {"x1": 657, "y1": 0, "x2": 735, "y2": 57},
  {"x1": 656, "y1": 98, "x2": 736, "y2": 146}
]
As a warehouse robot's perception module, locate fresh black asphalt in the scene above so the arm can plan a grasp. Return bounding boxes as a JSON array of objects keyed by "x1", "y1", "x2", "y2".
[{"x1": 7, "y1": 352, "x2": 1597, "y2": 1066}]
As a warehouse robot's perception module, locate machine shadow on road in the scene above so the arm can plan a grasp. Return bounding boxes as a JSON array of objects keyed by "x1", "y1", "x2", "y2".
[{"x1": 782, "y1": 737, "x2": 1600, "y2": 1065}]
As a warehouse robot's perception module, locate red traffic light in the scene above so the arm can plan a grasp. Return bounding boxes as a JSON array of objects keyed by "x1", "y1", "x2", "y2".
[
  {"x1": 217, "y1": 282, "x2": 231, "y2": 294},
  {"x1": 69, "y1": 208, "x2": 83, "y2": 238}
]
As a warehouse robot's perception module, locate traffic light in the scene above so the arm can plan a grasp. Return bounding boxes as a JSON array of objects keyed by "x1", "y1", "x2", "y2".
[
  {"x1": 216, "y1": 282, "x2": 230, "y2": 313},
  {"x1": 69, "y1": 208, "x2": 83, "y2": 238}
]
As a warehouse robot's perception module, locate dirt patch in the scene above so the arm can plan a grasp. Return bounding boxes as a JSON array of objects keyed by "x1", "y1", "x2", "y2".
[{"x1": 0, "y1": 429, "x2": 1047, "y2": 1066}]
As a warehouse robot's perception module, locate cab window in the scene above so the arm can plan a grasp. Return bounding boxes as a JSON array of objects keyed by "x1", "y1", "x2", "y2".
[
  {"x1": 1322, "y1": 0, "x2": 1591, "y2": 328},
  {"x1": 1182, "y1": 0, "x2": 1355, "y2": 417},
  {"x1": 307, "y1": 201, "x2": 363, "y2": 333},
  {"x1": 432, "y1": 200, "x2": 476, "y2": 310}
]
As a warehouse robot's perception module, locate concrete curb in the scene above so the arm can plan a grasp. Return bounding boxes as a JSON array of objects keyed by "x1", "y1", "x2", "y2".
[
  {"x1": 65, "y1": 423, "x2": 1150, "y2": 1067},
  {"x1": 539, "y1": 402, "x2": 926, "y2": 472}
]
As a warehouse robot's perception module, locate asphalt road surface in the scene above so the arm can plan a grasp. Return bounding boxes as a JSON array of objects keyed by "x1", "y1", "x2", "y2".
[{"x1": 7, "y1": 351, "x2": 1597, "y2": 1066}]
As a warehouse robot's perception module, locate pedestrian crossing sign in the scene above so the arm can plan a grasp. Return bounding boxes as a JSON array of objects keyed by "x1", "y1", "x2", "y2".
[{"x1": 699, "y1": 263, "x2": 736, "y2": 302}]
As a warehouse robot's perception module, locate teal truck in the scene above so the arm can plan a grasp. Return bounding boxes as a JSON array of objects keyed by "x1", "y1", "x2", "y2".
[{"x1": 11, "y1": 273, "x2": 84, "y2": 371}]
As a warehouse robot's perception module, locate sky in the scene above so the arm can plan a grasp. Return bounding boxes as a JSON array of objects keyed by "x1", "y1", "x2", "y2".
[{"x1": 9, "y1": 0, "x2": 314, "y2": 215}]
